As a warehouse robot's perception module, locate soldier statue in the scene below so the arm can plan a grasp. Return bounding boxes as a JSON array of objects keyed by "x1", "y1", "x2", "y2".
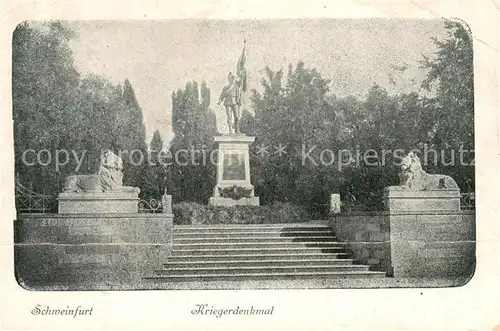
[{"x1": 217, "y1": 71, "x2": 242, "y2": 134}]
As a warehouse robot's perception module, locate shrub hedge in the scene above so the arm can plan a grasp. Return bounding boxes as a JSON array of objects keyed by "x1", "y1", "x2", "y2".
[{"x1": 172, "y1": 202, "x2": 310, "y2": 225}]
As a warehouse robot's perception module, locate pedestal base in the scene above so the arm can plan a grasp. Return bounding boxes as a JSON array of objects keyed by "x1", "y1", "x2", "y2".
[
  {"x1": 58, "y1": 192, "x2": 139, "y2": 214},
  {"x1": 209, "y1": 197, "x2": 260, "y2": 206},
  {"x1": 210, "y1": 134, "x2": 260, "y2": 206},
  {"x1": 384, "y1": 187, "x2": 460, "y2": 212}
]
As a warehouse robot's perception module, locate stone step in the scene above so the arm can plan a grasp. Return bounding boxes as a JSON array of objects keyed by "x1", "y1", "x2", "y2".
[
  {"x1": 168, "y1": 252, "x2": 352, "y2": 262},
  {"x1": 173, "y1": 241, "x2": 347, "y2": 250},
  {"x1": 147, "y1": 221, "x2": 382, "y2": 284},
  {"x1": 164, "y1": 258, "x2": 356, "y2": 268},
  {"x1": 145, "y1": 270, "x2": 386, "y2": 282},
  {"x1": 174, "y1": 230, "x2": 335, "y2": 238},
  {"x1": 173, "y1": 236, "x2": 338, "y2": 244},
  {"x1": 170, "y1": 247, "x2": 347, "y2": 256},
  {"x1": 174, "y1": 224, "x2": 332, "y2": 234},
  {"x1": 154, "y1": 264, "x2": 370, "y2": 276}
]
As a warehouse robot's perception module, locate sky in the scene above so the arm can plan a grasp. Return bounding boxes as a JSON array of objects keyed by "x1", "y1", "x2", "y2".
[{"x1": 67, "y1": 19, "x2": 446, "y2": 145}]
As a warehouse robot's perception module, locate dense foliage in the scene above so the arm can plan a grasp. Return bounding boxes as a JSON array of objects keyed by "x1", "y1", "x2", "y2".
[
  {"x1": 240, "y1": 20, "x2": 474, "y2": 216},
  {"x1": 173, "y1": 202, "x2": 309, "y2": 225},
  {"x1": 167, "y1": 81, "x2": 218, "y2": 202},
  {"x1": 13, "y1": 22, "x2": 153, "y2": 196}
]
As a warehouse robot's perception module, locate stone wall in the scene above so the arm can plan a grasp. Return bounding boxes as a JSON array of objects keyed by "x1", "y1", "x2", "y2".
[
  {"x1": 329, "y1": 211, "x2": 475, "y2": 284},
  {"x1": 14, "y1": 213, "x2": 173, "y2": 290},
  {"x1": 330, "y1": 212, "x2": 391, "y2": 273}
]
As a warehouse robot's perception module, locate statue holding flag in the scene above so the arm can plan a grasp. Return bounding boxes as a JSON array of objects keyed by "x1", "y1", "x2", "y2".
[
  {"x1": 217, "y1": 40, "x2": 247, "y2": 134},
  {"x1": 211, "y1": 40, "x2": 259, "y2": 207}
]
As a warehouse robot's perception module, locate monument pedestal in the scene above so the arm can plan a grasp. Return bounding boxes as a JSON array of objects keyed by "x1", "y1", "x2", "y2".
[
  {"x1": 209, "y1": 135, "x2": 259, "y2": 206},
  {"x1": 57, "y1": 191, "x2": 140, "y2": 214},
  {"x1": 382, "y1": 187, "x2": 470, "y2": 279},
  {"x1": 384, "y1": 187, "x2": 461, "y2": 212}
]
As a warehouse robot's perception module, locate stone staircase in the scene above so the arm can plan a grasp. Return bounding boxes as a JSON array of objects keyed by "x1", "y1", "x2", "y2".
[{"x1": 145, "y1": 223, "x2": 386, "y2": 283}]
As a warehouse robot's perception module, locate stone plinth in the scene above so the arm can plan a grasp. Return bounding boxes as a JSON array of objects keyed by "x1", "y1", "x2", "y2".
[
  {"x1": 388, "y1": 211, "x2": 475, "y2": 279},
  {"x1": 209, "y1": 196, "x2": 260, "y2": 206},
  {"x1": 210, "y1": 135, "x2": 259, "y2": 206},
  {"x1": 58, "y1": 192, "x2": 139, "y2": 214},
  {"x1": 384, "y1": 187, "x2": 461, "y2": 212}
]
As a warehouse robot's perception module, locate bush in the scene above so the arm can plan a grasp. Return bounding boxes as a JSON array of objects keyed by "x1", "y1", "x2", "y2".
[
  {"x1": 172, "y1": 202, "x2": 310, "y2": 225},
  {"x1": 262, "y1": 202, "x2": 309, "y2": 223},
  {"x1": 172, "y1": 202, "x2": 208, "y2": 225}
]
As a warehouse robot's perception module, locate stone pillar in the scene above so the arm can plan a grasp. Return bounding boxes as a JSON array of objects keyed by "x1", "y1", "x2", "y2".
[
  {"x1": 162, "y1": 193, "x2": 172, "y2": 214},
  {"x1": 330, "y1": 193, "x2": 341, "y2": 214},
  {"x1": 209, "y1": 135, "x2": 259, "y2": 206}
]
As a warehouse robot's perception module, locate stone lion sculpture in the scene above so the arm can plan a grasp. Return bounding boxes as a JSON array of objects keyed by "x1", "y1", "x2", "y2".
[
  {"x1": 396, "y1": 151, "x2": 459, "y2": 190},
  {"x1": 63, "y1": 150, "x2": 139, "y2": 193}
]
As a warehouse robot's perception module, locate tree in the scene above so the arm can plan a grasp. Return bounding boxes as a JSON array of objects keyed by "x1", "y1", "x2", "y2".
[
  {"x1": 168, "y1": 81, "x2": 218, "y2": 203},
  {"x1": 248, "y1": 62, "x2": 342, "y2": 216},
  {"x1": 13, "y1": 21, "x2": 80, "y2": 194},
  {"x1": 420, "y1": 19, "x2": 474, "y2": 191},
  {"x1": 140, "y1": 130, "x2": 165, "y2": 198},
  {"x1": 13, "y1": 21, "x2": 151, "y2": 198},
  {"x1": 114, "y1": 79, "x2": 148, "y2": 189},
  {"x1": 150, "y1": 130, "x2": 163, "y2": 153}
]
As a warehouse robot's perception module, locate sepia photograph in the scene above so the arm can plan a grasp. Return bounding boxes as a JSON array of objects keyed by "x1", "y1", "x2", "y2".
[{"x1": 12, "y1": 18, "x2": 475, "y2": 291}]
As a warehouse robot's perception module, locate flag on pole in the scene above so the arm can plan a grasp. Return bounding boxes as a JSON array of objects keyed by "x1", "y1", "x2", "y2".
[{"x1": 236, "y1": 40, "x2": 247, "y2": 92}]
